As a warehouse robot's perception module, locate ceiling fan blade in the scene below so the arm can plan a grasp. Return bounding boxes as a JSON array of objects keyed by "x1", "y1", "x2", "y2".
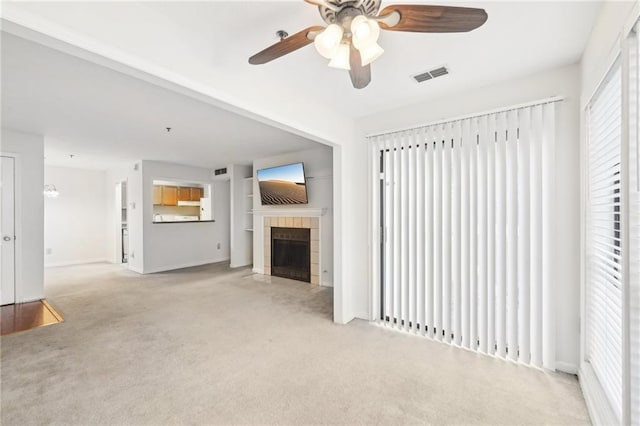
[
  {"x1": 349, "y1": 46, "x2": 371, "y2": 89},
  {"x1": 377, "y1": 5, "x2": 487, "y2": 33},
  {"x1": 249, "y1": 26, "x2": 325, "y2": 65}
]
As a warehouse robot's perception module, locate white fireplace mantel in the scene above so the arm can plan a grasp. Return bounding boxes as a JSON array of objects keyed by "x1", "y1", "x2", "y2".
[{"x1": 253, "y1": 208, "x2": 327, "y2": 217}]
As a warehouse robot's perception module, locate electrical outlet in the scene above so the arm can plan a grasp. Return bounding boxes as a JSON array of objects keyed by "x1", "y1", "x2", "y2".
[
  {"x1": 46, "y1": 248, "x2": 52, "y2": 255},
  {"x1": 217, "y1": 242, "x2": 221, "y2": 250}
]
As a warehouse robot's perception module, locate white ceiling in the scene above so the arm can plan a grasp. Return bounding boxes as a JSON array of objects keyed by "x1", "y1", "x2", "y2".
[
  {"x1": 1, "y1": 1, "x2": 602, "y2": 170},
  {"x1": 143, "y1": 0, "x2": 603, "y2": 117},
  {"x1": 1, "y1": 33, "x2": 321, "y2": 170}
]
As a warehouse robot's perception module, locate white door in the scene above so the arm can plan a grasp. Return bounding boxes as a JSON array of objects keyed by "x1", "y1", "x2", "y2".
[{"x1": 0, "y1": 156, "x2": 16, "y2": 305}]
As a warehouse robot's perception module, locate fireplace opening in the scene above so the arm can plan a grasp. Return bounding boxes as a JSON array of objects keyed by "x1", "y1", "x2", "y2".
[{"x1": 271, "y1": 227, "x2": 310, "y2": 283}]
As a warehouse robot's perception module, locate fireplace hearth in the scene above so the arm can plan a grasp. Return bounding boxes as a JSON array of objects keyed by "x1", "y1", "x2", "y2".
[{"x1": 271, "y1": 227, "x2": 310, "y2": 283}]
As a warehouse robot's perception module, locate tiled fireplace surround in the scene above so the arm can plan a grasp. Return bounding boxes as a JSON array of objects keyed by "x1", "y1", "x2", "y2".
[{"x1": 263, "y1": 216, "x2": 320, "y2": 285}]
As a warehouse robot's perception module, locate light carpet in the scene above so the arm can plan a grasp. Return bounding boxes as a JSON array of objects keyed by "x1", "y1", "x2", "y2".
[{"x1": 0, "y1": 262, "x2": 589, "y2": 425}]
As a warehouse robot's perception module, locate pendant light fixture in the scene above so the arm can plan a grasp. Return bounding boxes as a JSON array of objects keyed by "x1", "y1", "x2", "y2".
[{"x1": 43, "y1": 184, "x2": 60, "y2": 198}]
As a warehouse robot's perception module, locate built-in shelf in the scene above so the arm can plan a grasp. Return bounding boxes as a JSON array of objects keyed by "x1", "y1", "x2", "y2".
[
  {"x1": 247, "y1": 194, "x2": 253, "y2": 197},
  {"x1": 245, "y1": 229, "x2": 254, "y2": 232},
  {"x1": 246, "y1": 211, "x2": 253, "y2": 214},
  {"x1": 244, "y1": 177, "x2": 254, "y2": 181}
]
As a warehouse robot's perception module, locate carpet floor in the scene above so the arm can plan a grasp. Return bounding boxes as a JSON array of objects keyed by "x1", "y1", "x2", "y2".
[{"x1": 1, "y1": 262, "x2": 589, "y2": 425}]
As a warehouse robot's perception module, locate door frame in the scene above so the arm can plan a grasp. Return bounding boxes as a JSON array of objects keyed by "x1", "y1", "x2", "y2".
[
  {"x1": 0, "y1": 152, "x2": 23, "y2": 303},
  {"x1": 114, "y1": 179, "x2": 127, "y2": 264}
]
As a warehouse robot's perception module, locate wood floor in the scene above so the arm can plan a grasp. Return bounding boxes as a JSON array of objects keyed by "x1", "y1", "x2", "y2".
[{"x1": 0, "y1": 300, "x2": 63, "y2": 336}]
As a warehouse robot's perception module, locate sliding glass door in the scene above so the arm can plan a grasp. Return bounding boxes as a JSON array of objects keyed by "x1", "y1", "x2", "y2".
[{"x1": 371, "y1": 101, "x2": 557, "y2": 369}]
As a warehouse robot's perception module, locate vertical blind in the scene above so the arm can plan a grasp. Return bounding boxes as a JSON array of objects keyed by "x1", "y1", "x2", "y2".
[
  {"x1": 585, "y1": 62, "x2": 623, "y2": 420},
  {"x1": 370, "y1": 101, "x2": 557, "y2": 368}
]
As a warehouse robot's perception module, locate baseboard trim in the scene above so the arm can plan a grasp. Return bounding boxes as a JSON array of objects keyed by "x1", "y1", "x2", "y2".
[
  {"x1": 353, "y1": 311, "x2": 370, "y2": 321},
  {"x1": 45, "y1": 258, "x2": 109, "y2": 268},
  {"x1": 252, "y1": 267, "x2": 264, "y2": 274},
  {"x1": 128, "y1": 265, "x2": 144, "y2": 274},
  {"x1": 142, "y1": 258, "x2": 230, "y2": 274},
  {"x1": 555, "y1": 361, "x2": 578, "y2": 375},
  {"x1": 578, "y1": 362, "x2": 618, "y2": 425},
  {"x1": 16, "y1": 296, "x2": 44, "y2": 304}
]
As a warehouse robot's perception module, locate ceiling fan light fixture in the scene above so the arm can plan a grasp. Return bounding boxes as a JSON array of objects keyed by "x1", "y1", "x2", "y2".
[
  {"x1": 351, "y1": 15, "x2": 380, "y2": 50},
  {"x1": 314, "y1": 24, "x2": 344, "y2": 59},
  {"x1": 248, "y1": 1, "x2": 489, "y2": 90},
  {"x1": 328, "y1": 43, "x2": 351, "y2": 70},
  {"x1": 358, "y1": 42, "x2": 384, "y2": 66}
]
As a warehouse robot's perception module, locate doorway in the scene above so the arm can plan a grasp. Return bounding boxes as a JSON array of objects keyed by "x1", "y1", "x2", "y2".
[
  {"x1": 1, "y1": 156, "x2": 16, "y2": 305},
  {"x1": 115, "y1": 181, "x2": 128, "y2": 264}
]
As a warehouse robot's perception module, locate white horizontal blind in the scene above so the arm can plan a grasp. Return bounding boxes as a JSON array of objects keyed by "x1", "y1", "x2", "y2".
[
  {"x1": 373, "y1": 101, "x2": 556, "y2": 368},
  {"x1": 585, "y1": 61, "x2": 623, "y2": 420}
]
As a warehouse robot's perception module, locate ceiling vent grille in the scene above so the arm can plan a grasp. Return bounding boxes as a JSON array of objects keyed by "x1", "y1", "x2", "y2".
[
  {"x1": 214, "y1": 167, "x2": 227, "y2": 176},
  {"x1": 413, "y1": 66, "x2": 449, "y2": 83}
]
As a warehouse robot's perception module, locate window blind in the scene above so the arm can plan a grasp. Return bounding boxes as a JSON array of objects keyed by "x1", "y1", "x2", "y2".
[
  {"x1": 370, "y1": 101, "x2": 557, "y2": 368},
  {"x1": 585, "y1": 62, "x2": 623, "y2": 420}
]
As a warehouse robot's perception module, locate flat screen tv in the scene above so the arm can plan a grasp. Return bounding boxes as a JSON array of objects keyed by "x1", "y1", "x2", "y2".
[{"x1": 257, "y1": 162, "x2": 308, "y2": 205}]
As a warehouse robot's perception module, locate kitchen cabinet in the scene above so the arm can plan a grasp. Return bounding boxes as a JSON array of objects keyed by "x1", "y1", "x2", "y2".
[
  {"x1": 153, "y1": 184, "x2": 203, "y2": 206},
  {"x1": 162, "y1": 186, "x2": 178, "y2": 206},
  {"x1": 178, "y1": 187, "x2": 191, "y2": 202},
  {"x1": 190, "y1": 187, "x2": 203, "y2": 201},
  {"x1": 153, "y1": 186, "x2": 163, "y2": 205}
]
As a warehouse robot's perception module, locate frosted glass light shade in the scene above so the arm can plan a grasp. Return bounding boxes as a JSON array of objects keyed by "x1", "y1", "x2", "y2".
[
  {"x1": 43, "y1": 184, "x2": 60, "y2": 198},
  {"x1": 314, "y1": 24, "x2": 344, "y2": 59},
  {"x1": 328, "y1": 43, "x2": 351, "y2": 70},
  {"x1": 358, "y1": 42, "x2": 384, "y2": 66},
  {"x1": 351, "y1": 15, "x2": 380, "y2": 50}
]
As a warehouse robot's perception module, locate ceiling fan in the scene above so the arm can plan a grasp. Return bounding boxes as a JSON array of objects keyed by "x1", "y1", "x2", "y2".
[{"x1": 248, "y1": 0, "x2": 488, "y2": 89}]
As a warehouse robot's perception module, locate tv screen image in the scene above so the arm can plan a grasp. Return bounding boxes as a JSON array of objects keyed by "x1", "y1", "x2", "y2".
[{"x1": 257, "y1": 162, "x2": 308, "y2": 205}]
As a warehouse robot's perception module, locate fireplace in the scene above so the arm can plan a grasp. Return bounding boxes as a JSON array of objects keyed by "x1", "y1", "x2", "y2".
[{"x1": 271, "y1": 227, "x2": 311, "y2": 283}]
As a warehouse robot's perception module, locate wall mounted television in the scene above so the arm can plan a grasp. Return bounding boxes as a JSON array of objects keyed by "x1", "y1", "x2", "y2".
[{"x1": 257, "y1": 162, "x2": 308, "y2": 205}]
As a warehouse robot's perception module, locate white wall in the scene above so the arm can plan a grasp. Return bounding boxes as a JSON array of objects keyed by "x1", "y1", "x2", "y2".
[
  {"x1": 44, "y1": 166, "x2": 108, "y2": 267},
  {"x1": 1, "y1": 128, "x2": 44, "y2": 302},
  {"x1": 357, "y1": 63, "x2": 582, "y2": 371},
  {"x1": 580, "y1": 1, "x2": 638, "y2": 107},
  {"x1": 141, "y1": 160, "x2": 230, "y2": 273},
  {"x1": 229, "y1": 164, "x2": 252, "y2": 268},
  {"x1": 253, "y1": 146, "x2": 334, "y2": 286}
]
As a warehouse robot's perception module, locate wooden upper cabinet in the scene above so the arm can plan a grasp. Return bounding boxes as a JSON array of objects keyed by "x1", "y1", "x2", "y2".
[
  {"x1": 153, "y1": 186, "x2": 163, "y2": 205},
  {"x1": 162, "y1": 186, "x2": 178, "y2": 206},
  {"x1": 178, "y1": 187, "x2": 191, "y2": 202},
  {"x1": 154, "y1": 185, "x2": 202, "y2": 205},
  {"x1": 190, "y1": 187, "x2": 204, "y2": 201}
]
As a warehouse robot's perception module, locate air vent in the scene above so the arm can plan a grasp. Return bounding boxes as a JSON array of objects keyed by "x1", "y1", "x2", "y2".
[
  {"x1": 413, "y1": 72, "x2": 433, "y2": 83},
  {"x1": 214, "y1": 167, "x2": 227, "y2": 176},
  {"x1": 413, "y1": 66, "x2": 449, "y2": 83}
]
